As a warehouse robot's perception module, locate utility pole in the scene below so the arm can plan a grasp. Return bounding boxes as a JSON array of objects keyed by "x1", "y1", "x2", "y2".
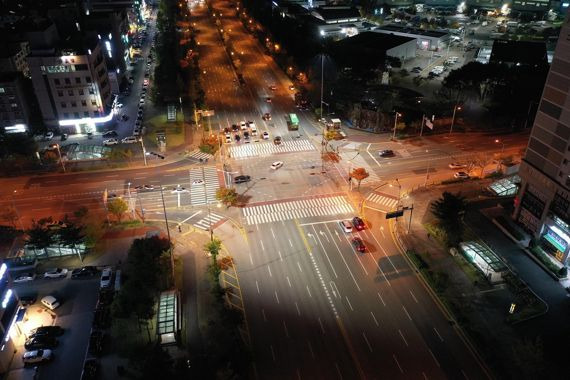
[
  {"x1": 392, "y1": 112, "x2": 401, "y2": 140},
  {"x1": 159, "y1": 185, "x2": 175, "y2": 282},
  {"x1": 320, "y1": 54, "x2": 324, "y2": 120},
  {"x1": 450, "y1": 104, "x2": 461, "y2": 134},
  {"x1": 419, "y1": 114, "x2": 425, "y2": 137}
]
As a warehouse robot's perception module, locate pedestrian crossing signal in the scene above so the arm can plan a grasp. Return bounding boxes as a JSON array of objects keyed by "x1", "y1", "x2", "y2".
[{"x1": 385, "y1": 210, "x2": 404, "y2": 219}]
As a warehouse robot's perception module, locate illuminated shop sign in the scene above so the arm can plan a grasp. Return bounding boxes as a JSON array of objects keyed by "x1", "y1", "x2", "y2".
[{"x1": 544, "y1": 225, "x2": 570, "y2": 252}]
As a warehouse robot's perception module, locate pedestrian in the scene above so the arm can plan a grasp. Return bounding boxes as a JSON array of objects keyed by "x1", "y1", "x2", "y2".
[{"x1": 178, "y1": 225, "x2": 182, "y2": 233}]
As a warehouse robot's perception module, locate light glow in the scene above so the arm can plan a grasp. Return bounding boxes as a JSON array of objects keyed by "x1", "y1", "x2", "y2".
[
  {"x1": 58, "y1": 110, "x2": 114, "y2": 127},
  {"x1": 105, "y1": 41, "x2": 112, "y2": 58},
  {"x1": 0, "y1": 263, "x2": 6, "y2": 281},
  {"x1": 1, "y1": 289, "x2": 12, "y2": 308}
]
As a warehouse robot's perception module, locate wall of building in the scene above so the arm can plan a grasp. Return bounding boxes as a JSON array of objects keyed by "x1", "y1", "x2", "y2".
[
  {"x1": 0, "y1": 75, "x2": 32, "y2": 133},
  {"x1": 387, "y1": 38, "x2": 417, "y2": 61}
]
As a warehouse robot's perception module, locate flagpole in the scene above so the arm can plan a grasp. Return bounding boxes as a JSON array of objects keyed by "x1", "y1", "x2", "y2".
[{"x1": 420, "y1": 114, "x2": 425, "y2": 137}]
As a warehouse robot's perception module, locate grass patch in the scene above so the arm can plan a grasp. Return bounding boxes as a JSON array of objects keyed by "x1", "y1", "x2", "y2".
[
  {"x1": 111, "y1": 316, "x2": 157, "y2": 357},
  {"x1": 495, "y1": 215, "x2": 524, "y2": 241},
  {"x1": 144, "y1": 112, "x2": 187, "y2": 149},
  {"x1": 108, "y1": 219, "x2": 144, "y2": 231},
  {"x1": 423, "y1": 222, "x2": 447, "y2": 246}
]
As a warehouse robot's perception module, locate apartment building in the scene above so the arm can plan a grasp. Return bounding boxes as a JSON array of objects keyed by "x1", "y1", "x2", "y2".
[
  {"x1": 514, "y1": 11, "x2": 570, "y2": 265},
  {"x1": 0, "y1": 262, "x2": 22, "y2": 373},
  {"x1": 0, "y1": 74, "x2": 33, "y2": 134}
]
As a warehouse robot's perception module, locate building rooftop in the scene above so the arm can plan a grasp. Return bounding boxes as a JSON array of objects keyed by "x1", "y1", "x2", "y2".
[
  {"x1": 342, "y1": 31, "x2": 415, "y2": 52},
  {"x1": 375, "y1": 24, "x2": 449, "y2": 38},
  {"x1": 490, "y1": 39, "x2": 547, "y2": 66},
  {"x1": 312, "y1": 6, "x2": 360, "y2": 22}
]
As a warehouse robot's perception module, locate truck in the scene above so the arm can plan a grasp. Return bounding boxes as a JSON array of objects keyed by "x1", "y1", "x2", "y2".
[{"x1": 285, "y1": 113, "x2": 299, "y2": 130}]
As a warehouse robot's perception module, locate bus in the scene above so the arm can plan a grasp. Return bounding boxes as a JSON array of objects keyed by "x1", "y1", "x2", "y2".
[{"x1": 285, "y1": 113, "x2": 299, "y2": 130}]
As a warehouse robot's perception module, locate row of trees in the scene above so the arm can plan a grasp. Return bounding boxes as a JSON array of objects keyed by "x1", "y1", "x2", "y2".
[{"x1": 25, "y1": 215, "x2": 87, "y2": 258}]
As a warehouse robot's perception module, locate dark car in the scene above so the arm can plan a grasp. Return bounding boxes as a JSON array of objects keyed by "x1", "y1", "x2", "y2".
[
  {"x1": 102, "y1": 130, "x2": 118, "y2": 138},
  {"x1": 352, "y1": 217, "x2": 365, "y2": 231},
  {"x1": 25, "y1": 336, "x2": 58, "y2": 350},
  {"x1": 262, "y1": 113, "x2": 271, "y2": 121},
  {"x1": 351, "y1": 237, "x2": 366, "y2": 253},
  {"x1": 29, "y1": 326, "x2": 64, "y2": 338},
  {"x1": 234, "y1": 175, "x2": 251, "y2": 184},
  {"x1": 234, "y1": 134, "x2": 241, "y2": 142},
  {"x1": 223, "y1": 127, "x2": 230, "y2": 133},
  {"x1": 72, "y1": 266, "x2": 98, "y2": 278},
  {"x1": 20, "y1": 296, "x2": 37, "y2": 306},
  {"x1": 379, "y1": 149, "x2": 395, "y2": 157},
  {"x1": 60, "y1": 133, "x2": 68, "y2": 141},
  {"x1": 273, "y1": 136, "x2": 282, "y2": 145},
  {"x1": 243, "y1": 131, "x2": 250, "y2": 140},
  {"x1": 231, "y1": 124, "x2": 239, "y2": 131}
]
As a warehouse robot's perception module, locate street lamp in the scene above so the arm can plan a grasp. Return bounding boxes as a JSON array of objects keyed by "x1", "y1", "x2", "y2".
[
  {"x1": 424, "y1": 149, "x2": 431, "y2": 187},
  {"x1": 392, "y1": 112, "x2": 402, "y2": 141},
  {"x1": 49, "y1": 143, "x2": 66, "y2": 172},
  {"x1": 495, "y1": 139, "x2": 505, "y2": 171},
  {"x1": 320, "y1": 54, "x2": 325, "y2": 120},
  {"x1": 450, "y1": 104, "x2": 462, "y2": 134}
]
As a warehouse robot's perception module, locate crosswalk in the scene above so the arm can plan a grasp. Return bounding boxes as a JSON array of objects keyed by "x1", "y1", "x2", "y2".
[
  {"x1": 242, "y1": 195, "x2": 354, "y2": 225},
  {"x1": 338, "y1": 152, "x2": 381, "y2": 183},
  {"x1": 194, "y1": 212, "x2": 225, "y2": 230},
  {"x1": 229, "y1": 139, "x2": 315, "y2": 159},
  {"x1": 189, "y1": 167, "x2": 220, "y2": 205},
  {"x1": 365, "y1": 193, "x2": 398, "y2": 210},
  {"x1": 186, "y1": 149, "x2": 213, "y2": 162}
]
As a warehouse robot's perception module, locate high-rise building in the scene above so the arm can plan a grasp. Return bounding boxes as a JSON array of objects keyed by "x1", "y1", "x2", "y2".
[
  {"x1": 0, "y1": 73, "x2": 33, "y2": 134},
  {"x1": 0, "y1": 261, "x2": 23, "y2": 373},
  {"x1": 514, "y1": 10, "x2": 570, "y2": 265}
]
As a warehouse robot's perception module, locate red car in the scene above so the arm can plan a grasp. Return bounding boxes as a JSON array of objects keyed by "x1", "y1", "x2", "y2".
[
  {"x1": 352, "y1": 217, "x2": 365, "y2": 231},
  {"x1": 351, "y1": 237, "x2": 366, "y2": 253}
]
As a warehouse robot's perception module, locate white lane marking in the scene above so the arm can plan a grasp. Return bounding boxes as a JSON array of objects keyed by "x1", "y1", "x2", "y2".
[
  {"x1": 423, "y1": 372, "x2": 429, "y2": 380},
  {"x1": 380, "y1": 226, "x2": 386, "y2": 238},
  {"x1": 320, "y1": 230, "x2": 330, "y2": 243},
  {"x1": 288, "y1": 238, "x2": 293, "y2": 248},
  {"x1": 262, "y1": 309, "x2": 267, "y2": 322},
  {"x1": 371, "y1": 311, "x2": 379, "y2": 327},
  {"x1": 335, "y1": 363, "x2": 342, "y2": 379},
  {"x1": 278, "y1": 250, "x2": 283, "y2": 261},
  {"x1": 362, "y1": 332, "x2": 373, "y2": 352},
  {"x1": 377, "y1": 292, "x2": 386, "y2": 306},
  {"x1": 260, "y1": 240, "x2": 265, "y2": 251},
  {"x1": 429, "y1": 349, "x2": 440, "y2": 367},
  {"x1": 270, "y1": 227, "x2": 276, "y2": 238},
  {"x1": 286, "y1": 276, "x2": 292, "y2": 287},
  {"x1": 275, "y1": 291, "x2": 280, "y2": 304},
  {"x1": 402, "y1": 305, "x2": 412, "y2": 321},
  {"x1": 393, "y1": 354, "x2": 404, "y2": 373},
  {"x1": 249, "y1": 253, "x2": 253, "y2": 265},
  {"x1": 311, "y1": 225, "x2": 339, "y2": 279},
  {"x1": 330, "y1": 281, "x2": 340, "y2": 298},
  {"x1": 410, "y1": 290, "x2": 418, "y2": 303},
  {"x1": 283, "y1": 321, "x2": 290, "y2": 338},
  {"x1": 270, "y1": 345, "x2": 276, "y2": 362},
  {"x1": 295, "y1": 302, "x2": 301, "y2": 316},
  {"x1": 367, "y1": 142, "x2": 382, "y2": 168},
  {"x1": 307, "y1": 341, "x2": 315, "y2": 359},
  {"x1": 461, "y1": 369, "x2": 469, "y2": 379},
  {"x1": 398, "y1": 329, "x2": 409, "y2": 347},
  {"x1": 256, "y1": 280, "x2": 260, "y2": 294},
  {"x1": 325, "y1": 224, "x2": 361, "y2": 292},
  {"x1": 297, "y1": 262, "x2": 303, "y2": 272},
  {"x1": 267, "y1": 266, "x2": 272, "y2": 277},
  {"x1": 306, "y1": 285, "x2": 312, "y2": 298},
  {"x1": 345, "y1": 296, "x2": 354, "y2": 311},
  {"x1": 318, "y1": 317, "x2": 325, "y2": 334},
  {"x1": 434, "y1": 327, "x2": 444, "y2": 342}
]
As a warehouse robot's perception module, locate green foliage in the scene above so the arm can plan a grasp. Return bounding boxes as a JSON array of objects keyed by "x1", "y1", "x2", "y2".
[
  {"x1": 0, "y1": 133, "x2": 38, "y2": 159},
  {"x1": 57, "y1": 217, "x2": 85, "y2": 255},
  {"x1": 107, "y1": 197, "x2": 129, "y2": 223},
  {"x1": 25, "y1": 219, "x2": 54, "y2": 255},
  {"x1": 430, "y1": 192, "x2": 467, "y2": 247},
  {"x1": 199, "y1": 144, "x2": 215, "y2": 155}
]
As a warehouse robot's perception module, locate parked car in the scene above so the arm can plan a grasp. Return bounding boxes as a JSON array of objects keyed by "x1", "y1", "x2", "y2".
[
  {"x1": 20, "y1": 295, "x2": 37, "y2": 306},
  {"x1": 234, "y1": 175, "x2": 251, "y2": 184},
  {"x1": 89, "y1": 331, "x2": 105, "y2": 355},
  {"x1": 239, "y1": 121, "x2": 247, "y2": 130},
  {"x1": 243, "y1": 131, "x2": 250, "y2": 140},
  {"x1": 271, "y1": 161, "x2": 283, "y2": 170},
  {"x1": 134, "y1": 184, "x2": 154, "y2": 191},
  {"x1": 262, "y1": 113, "x2": 271, "y2": 121},
  {"x1": 41, "y1": 296, "x2": 61, "y2": 310},
  {"x1": 352, "y1": 217, "x2": 365, "y2": 231},
  {"x1": 454, "y1": 171, "x2": 470, "y2": 179},
  {"x1": 60, "y1": 133, "x2": 68, "y2": 141},
  {"x1": 102, "y1": 130, "x2": 118, "y2": 138},
  {"x1": 25, "y1": 336, "x2": 58, "y2": 350},
  {"x1": 71, "y1": 266, "x2": 98, "y2": 278},
  {"x1": 100, "y1": 268, "x2": 112, "y2": 289},
  {"x1": 351, "y1": 237, "x2": 366, "y2": 253},
  {"x1": 103, "y1": 138, "x2": 119, "y2": 146},
  {"x1": 231, "y1": 124, "x2": 239, "y2": 131},
  {"x1": 448, "y1": 163, "x2": 467, "y2": 169},
  {"x1": 29, "y1": 326, "x2": 64, "y2": 338},
  {"x1": 121, "y1": 136, "x2": 139, "y2": 144},
  {"x1": 13, "y1": 273, "x2": 36, "y2": 283},
  {"x1": 43, "y1": 132, "x2": 54, "y2": 141},
  {"x1": 339, "y1": 220, "x2": 353, "y2": 233},
  {"x1": 23, "y1": 349, "x2": 53, "y2": 366},
  {"x1": 225, "y1": 134, "x2": 232, "y2": 143},
  {"x1": 171, "y1": 185, "x2": 189, "y2": 194},
  {"x1": 379, "y1": 150, "x2": 395, "y2": 157},
  {"x1": 43, "y1": 268, "x2": 68, "y2": 279},
  {"x1": 262, "y1": 131, "x2": 269, "y2": 140}
]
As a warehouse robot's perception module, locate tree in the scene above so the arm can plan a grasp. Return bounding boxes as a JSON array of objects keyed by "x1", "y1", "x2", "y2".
[
  {"x1": 107, "y1": 198, "x2": 129, "y2": 223},
  {"x1": 205, "y1": 238, "x2": 222, "y2": 278},
  {"x1": 430, "y1": 192, "x2": 467, "y2": 247},
  {"x1": 350, "y1": 168, "x2": 370, "y2": 190},
  {"x1": 216, "y1": 188, "x2": 238, "y2": 207},
  {"x1": 26, "y1": 220, "x2": 54, "y2": 256},
  {"x1": 57, "y1": 218, "x2": 85, "y2": 260},
  {"x1": 1, "y1": 208, "x2": 19, "y2": 228}
]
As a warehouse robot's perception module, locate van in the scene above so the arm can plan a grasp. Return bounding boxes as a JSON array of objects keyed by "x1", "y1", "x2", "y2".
[
  {"x1": 249, "y1": 122, "x2": 257, "y2": 135},
  {"x1": 41, "y1": 295, "x2": 60, "y2": 310}
]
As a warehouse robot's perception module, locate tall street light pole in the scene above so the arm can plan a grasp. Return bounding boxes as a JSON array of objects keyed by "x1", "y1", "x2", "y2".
[
  {"x1": 424, "y1": 150, "x2": 431, "y2": 187},
  {"x1": 495, "y1": 139, "x2": 505, "y2": 171},
  {"x1": 392, "y1": 112, "x2": 401, "y2": 141},
  {"x1": 51, "y1": 144, "x2": 66, "y2": 172},
  {"x1": 12, "y1": 190, "x2": 25, "y2": 231},
  {"x1": 159, "y1": 185, "x2": 175, "y2": 281},
  {"x1": 320, "y1": 54, "x2": 324, "y2": 120},
  {"x1": 450, "y1": 104, "x2": 461, "y2": 134}
]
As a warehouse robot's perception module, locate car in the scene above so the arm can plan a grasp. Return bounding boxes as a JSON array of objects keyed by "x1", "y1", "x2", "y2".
[
  {"x1": 100, "y1": 267, "x2": 112, "y2": 289},
  {"x1": 171, "y1": 185, "x2": 189, "y2": 194},
  {"x1": 122, "y1": 136, "x2": 139, "y2": 144},
  {"x1": 139, "y1": 98, "x2": 145, "y2": 104},
  {"x1": 29, "y1": 326, "x2": 64, "y2": 339},
  {"x1": 116, "y1": 103, "x2": 123, "y2": 108},
  {"x1": 449, "y1": 163, "x2": 467, "y2": 169},
  {"x1": 231, "y1": 124, "x2": 239, "y2": 131},
  {"x1": 379, "y1": 149, "x2": 395, "y2": 157},
  {"x1": 234, "y1": 134, "x2": 241, "y2": 142},
  {"x1": 288, "y1": 85, "x2": 295, "y2": 91},
  {"x1": 454, "y1": 171, "x2": 470, "y2": 179},
  {"x1": 223, "y1": 127, "x2": 231, "y2": 133},
  {"x1": 25, "y1": 336, "x2": 58, "y2": 350},
  {"x1": 43, "y1": 268, "x2": 68, "y2": 279},
  {"x1": 23, "y1": 349, "x2": 53, "y2": 366},
  {"x1": 270, "y1": 161, "x2": 283, "y2": 170},
  {"x1": 262, "y1": 131, "x2": 269, "y2": 140},
  {"x1": 225, "y1": 135, "x2": 232, "y2": 143},
  {"x1": 269, "y1": 85, "x2": 277, "y2": 91},
  {"x1": 243, "y1": 131, "x2": 250, "y2": 140},
  {"x1": 140, "y1": 93, "x2": 146, "y2": 99},
  {"x1": 143, "y1": 79, "x2": 149, "y2": 85},
  {"x1": 121, "y1": 115, "x2": 129, "y2": 121},
  {"x1": 133, "y1": 129, "x2": 141, "y2": 137},
  {"x1": 103, "y1": 138, "x2": 119, "y2": 146},
  {"x1": 20, "y1": 295, "x2": 36, "y2": 306},
  {"x1": 102, "y1": 131, "x2": 118, "y2": 138},
  {"x1": 339, "y1": 220, "x2": 353, "y2": 233},
  {"x1": 43, "y1": 131, "x2": 54, "y2": 141},
  {"x1": 60, "y1": 133, "x2": 68, "y2": 141},
  {"x1": 239, "y1": 121, "x2": 247, "y2": 130},
  {"x1": 351, "y1": 237, "x2": 366, "y2": 253},
  {"x1": 352, "y1": 217, "x2": 365, "y2": 231},
  {"x1": 134, "y1": 184, "x2": 155, "y2": 191},
  {"x1": 41, "y1": 296, "x2": 60, "y2": 310},
  {"x1": 89, "y1": 331, "x2": 105, "y2": 354},
  {"x1": 273, "y1": 136, "x2": 282, "y2": 145},
  {"x1": 265, "y1": 97, "x2": 272, "y2": 103},
  {"x1": 262, "y1": 113, "x2": 271, "y2": 121},
  {"x1": 71, "y1": 266, "x2": 98, "y2": 278},
  {"x1": 192, "y1": 179, "x2": 205, "y2": 186},
  {"x1": 234, "y1": 175, "x2": 251, "y2": 184},
  {"x1": 13, "y1": 273, "x2": 36, "y2": 283}
]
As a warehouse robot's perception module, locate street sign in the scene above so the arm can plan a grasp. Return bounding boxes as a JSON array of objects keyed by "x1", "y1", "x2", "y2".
[{"x1": 386, "y1": 210, "x2": 404, "y2": 219}]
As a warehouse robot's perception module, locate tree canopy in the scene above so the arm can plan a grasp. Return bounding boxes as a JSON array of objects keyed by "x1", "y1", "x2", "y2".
[{"x1": 430, "y1": 192, "x2": 467, "y2": 247}]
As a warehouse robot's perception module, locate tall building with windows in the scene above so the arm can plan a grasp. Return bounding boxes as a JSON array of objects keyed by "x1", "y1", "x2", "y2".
[
  {"x1": 0, "y1": 262, "x2": 22, "y2": 373},
  {"x1": 514, "y1": 10, "x2": 570, "y2": 265},
  {"x1": 27, "y1": 32, "x2": 112, "y2": 133}
]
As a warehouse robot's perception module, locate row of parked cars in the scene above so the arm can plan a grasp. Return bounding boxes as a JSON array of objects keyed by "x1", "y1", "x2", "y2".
[{"x1": 339, "y1": 217, "x2": 367, "y2": 253}]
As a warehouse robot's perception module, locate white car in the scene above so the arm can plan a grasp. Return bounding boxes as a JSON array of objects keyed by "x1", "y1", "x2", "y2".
[
  {"x1": 271, "y1": 161, "x2": 283, "y2": 170},
  {"x1": 454, "y1": 171, "x2": 470, "y2": 179},
  {"x1": 122, "y1": 136, "x2": 138, "y2": 144},
  {"x1": 449, "y1": 163, "x2": 467, "y2": 169},
  {"x1": 116, "y1": 103, "x2": 123, "y2": 108},
  {"x1": 13, "y1": 273, "x2": 36, "y2": 283},
  {"x1": 139, "y1": 98, "x2": 145, "y2": 105},
  {"x1": 103, "y1": 138, "x2": 119, "y2": 146},
  {"x1": 225, "y1": 134, "x2": 232, "y2": 143},
  {"x1": 262, "y1": 131, "x2": 269, "y2": 140},
  {"x1": 43, "y1": 268, "x2": 68, "y2": 279},
  {"x1": 171, "y1": 185, "x2": 189, "y2": 194},
  {"x1": 41, "y1": 295, "x2": 60, "y2": 310},
  {"x1": 100, "y1": 267, "x2": 112, "y2": 288},
  {"x1": 43, "y1": 132, "x2": 54, "y2": 141},
  {"x1": 192, "y1": 179, "x2": 205, "y2": 186},
  {"x1": 240, "y1": 121, "x2": 247, "y2": 130},
  {"x1": 339, "y1": 220, "x2": 353, "y2": 233},
  {"x1": 23, "y1": 349, "x2": 53, "y2": 365}
]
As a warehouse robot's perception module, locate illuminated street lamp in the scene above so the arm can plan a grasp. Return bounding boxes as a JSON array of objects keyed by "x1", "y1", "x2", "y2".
[
  {"x1": 450, "y1": 104, "x2": 462, "y2": 134},
  {"x1": 495, "y1": 139, "x2": 505, "y2": 171},
  {"x1": 392, "y1": 112, "x2": 402, "y2": 141},
  {"x1": 49, "y1": 143, "x2": 66, "y2": 172}
]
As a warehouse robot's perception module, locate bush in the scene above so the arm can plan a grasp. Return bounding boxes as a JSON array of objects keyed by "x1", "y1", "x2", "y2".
[{"x1": 559, "y1": 266, "x2": 567, "y2": 278}]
